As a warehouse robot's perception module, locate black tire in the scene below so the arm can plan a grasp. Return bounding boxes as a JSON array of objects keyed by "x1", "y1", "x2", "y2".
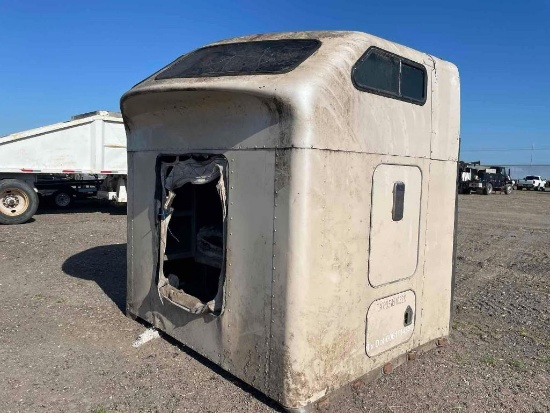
[
  {"x1": 483, "y1": 182, "x2": 493, "y2": 195},
  {"x1": 0, "y1": 179, "x2": 39, "y2": 225},
  {"x1": 504, "y1": 184, "x2": 512, "y2": 195},
  {"x1": 53, "y1": 190, "x2": 73, "y2": 208}
]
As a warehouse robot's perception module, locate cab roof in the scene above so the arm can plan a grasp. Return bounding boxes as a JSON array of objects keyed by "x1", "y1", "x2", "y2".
[{"x1": 121, "y1": 31, "x2": 446, "y2": 104}]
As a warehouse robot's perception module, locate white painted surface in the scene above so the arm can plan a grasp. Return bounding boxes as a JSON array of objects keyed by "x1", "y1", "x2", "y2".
[
  {"x1": 0, "y1": 113, "x2": 126, "y2": 174},
  {"x1": 366, "y1": 290, "x2": 416, "y2": 356},
  {"x1": 369, "y1": 164, "x2": 422, "y2": 287},
  {"x1": 122, "y1": 30, "x2": 460, "y2": 410}
]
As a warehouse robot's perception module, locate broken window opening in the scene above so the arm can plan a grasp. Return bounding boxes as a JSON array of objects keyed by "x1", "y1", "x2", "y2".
[{"x1": 157, "y1": 154, "x2": 227, "y2": 316}]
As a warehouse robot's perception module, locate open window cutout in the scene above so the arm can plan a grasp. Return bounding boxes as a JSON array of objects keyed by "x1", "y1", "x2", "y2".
[{"x1": 157, "y1": 154, "x2": 227, "y2": 316}]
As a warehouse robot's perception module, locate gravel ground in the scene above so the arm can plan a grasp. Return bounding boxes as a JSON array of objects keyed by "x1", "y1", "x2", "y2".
[{"x1": 1, "y1": 192, "x2": 549, "y2": 413}]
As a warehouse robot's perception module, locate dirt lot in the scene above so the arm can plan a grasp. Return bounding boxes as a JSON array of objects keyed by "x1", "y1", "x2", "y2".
[{"x1": 1, "y1": 191, "x2": 549, "y2": 413}]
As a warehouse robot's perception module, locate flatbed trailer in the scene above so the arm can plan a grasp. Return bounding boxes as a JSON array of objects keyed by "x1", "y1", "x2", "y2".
[{"x1": 0, "y1": 111, "x2": 127, "y2": 224}]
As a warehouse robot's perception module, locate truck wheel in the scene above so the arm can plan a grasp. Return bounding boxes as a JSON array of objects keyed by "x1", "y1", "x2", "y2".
[
  {"x1": 504, "y1": 184, "x2": 512, "y2": 195},
  {"x1": 53, "y1": 190, "x2": 73, "y2": 208},
  {"x1": 483, "y1": 183, "x2": 493, "y2": 195},
  {"x1": 0, "y1": 179, "x2": 39, "y2": 225}
]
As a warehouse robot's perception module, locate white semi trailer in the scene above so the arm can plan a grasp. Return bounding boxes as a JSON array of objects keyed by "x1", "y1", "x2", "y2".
[{"x1": 0, "y1": 111, "x2": 127, "y2": 224}]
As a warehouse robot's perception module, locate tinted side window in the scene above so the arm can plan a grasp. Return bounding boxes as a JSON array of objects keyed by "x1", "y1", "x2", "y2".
[
  {"x1": 401, "y1": 62, "x2": 425, "y2": 101},
  {"x1": 352, "y1": 48, "x2": 427, "y2": 105},
  {"x1": 353, "y1": 51, "x2": 399, "y2": 95}
]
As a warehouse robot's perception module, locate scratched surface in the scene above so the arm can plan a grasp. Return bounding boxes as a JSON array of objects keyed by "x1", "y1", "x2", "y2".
[{"x1": 121, "y1": 31, "x2": 460, "y2": 409}]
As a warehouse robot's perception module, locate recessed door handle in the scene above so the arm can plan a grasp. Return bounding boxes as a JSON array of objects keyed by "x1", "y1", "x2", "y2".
[{"x1": 392, "y1": 181, "x2": 405, "y2": 221}]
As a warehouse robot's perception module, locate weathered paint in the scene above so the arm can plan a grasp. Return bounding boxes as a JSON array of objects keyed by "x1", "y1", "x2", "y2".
[
  {"x1": 121, "y1": 31, "x2": 460, "y2": 411},
  {"x1": 369, "y1": 164, "x2": 422, "y2": 286},
  {"x1": 366, "y1": 290, "x2": 416, "y2": 357}
]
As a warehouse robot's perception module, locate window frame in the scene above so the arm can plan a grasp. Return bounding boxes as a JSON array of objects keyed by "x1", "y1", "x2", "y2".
[{"x1": 351, "y1": 46, "x2": 428, "y2": 106}]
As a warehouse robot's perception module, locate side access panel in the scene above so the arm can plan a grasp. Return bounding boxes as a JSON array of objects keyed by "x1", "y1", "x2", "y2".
[
  {"x1": 366, "y1": 290, "x2": 416, "y2": 357},
  {"x1": 368, "y1": 164, "x2": 422, "y2": 287}
]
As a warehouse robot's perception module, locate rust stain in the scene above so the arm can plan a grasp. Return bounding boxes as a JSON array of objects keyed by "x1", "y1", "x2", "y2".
[{"x1": 436, "y1": 337, "x2": 449, "y2": 347}]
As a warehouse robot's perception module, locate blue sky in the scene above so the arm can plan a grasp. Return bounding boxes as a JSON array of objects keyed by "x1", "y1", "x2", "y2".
[{"x1": 1, "y1": 0, "x2": 549, "y2": 165}]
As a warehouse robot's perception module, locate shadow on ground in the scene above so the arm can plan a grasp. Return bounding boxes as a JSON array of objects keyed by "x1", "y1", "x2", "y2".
[
  {"x1": 62, "y1": 243, "x2": 127, "y2": 312},
  {"x1": 62, "y1": 244, "x2": 286, "y2": 412},
  {"x1": 36, "y1": 198, "x2": 127, "y2": 216}
]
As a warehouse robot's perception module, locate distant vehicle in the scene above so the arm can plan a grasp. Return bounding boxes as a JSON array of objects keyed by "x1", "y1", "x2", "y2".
[
  {"x1": 457, "y1": 161, "x2": 480, "y2": 194},
  {"x1": 516, "y1": 175, "x2": 546, "y2": 191},
  {"x1": 458, "y1": 163, "x2": 513, "y2": 195},
  {"x1": 0, "y1": 111, "x2": 127, "y2": 225}
]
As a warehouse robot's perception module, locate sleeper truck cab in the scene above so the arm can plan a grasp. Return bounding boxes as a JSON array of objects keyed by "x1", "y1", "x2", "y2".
[{"x1": 121, "y1": 31, "x2": 460, "y2": 411}]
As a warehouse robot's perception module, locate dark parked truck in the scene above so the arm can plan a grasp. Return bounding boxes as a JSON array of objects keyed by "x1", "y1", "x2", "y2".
[
  {"x1": 121, "y1": 31, "x2": 460, "y2": 411},
  {"x1": 458, "y1": 161, "x2": 480, "y2": 194},
  {"x1": 467, "y1": 166, "x2": 513, "y2": 195}
]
